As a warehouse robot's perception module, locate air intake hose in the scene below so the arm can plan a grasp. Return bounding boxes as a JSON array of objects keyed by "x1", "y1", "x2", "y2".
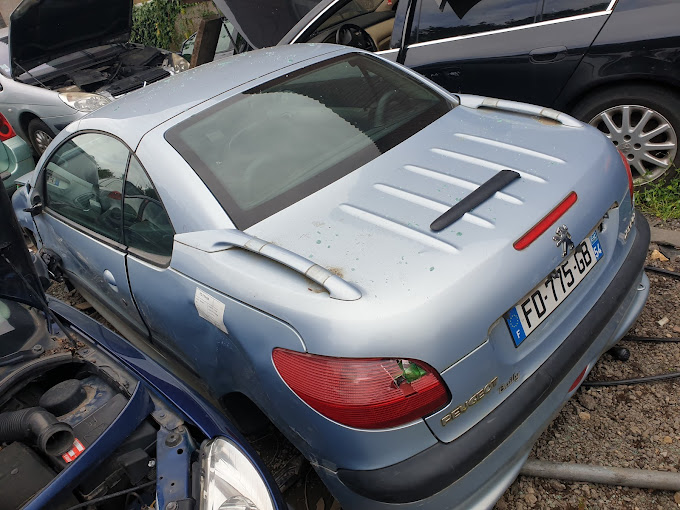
[{"x1": 0, "y1": 407, "x2": 74, "y2": 456}]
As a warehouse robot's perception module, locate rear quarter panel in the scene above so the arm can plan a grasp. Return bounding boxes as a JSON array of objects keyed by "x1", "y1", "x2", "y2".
[{"x1": 555, "y1": 0, "x2": 680, "y2": 111}]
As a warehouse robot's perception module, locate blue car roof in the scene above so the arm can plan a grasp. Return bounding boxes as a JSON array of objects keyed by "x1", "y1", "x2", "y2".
[{"x1": 78, "y1": 44, "x2": 347, "y2": 150}]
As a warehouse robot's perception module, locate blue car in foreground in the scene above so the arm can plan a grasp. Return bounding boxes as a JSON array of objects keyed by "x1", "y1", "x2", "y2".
[{"x1": 0, "y1": 185, "x2": 283, "y2": 510}]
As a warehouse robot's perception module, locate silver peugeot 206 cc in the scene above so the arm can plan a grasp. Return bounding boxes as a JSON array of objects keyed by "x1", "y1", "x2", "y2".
[{"x1": 13, "y1": 44, "x2": 650, "y2": 509}]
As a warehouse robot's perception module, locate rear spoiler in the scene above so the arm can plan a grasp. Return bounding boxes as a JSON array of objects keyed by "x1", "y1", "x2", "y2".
[
  {"x1": 175, "y1": 229, "x2": 362, "y2": 301},
  {"x1": 457, "y1": 95, "x2": 582, "y2": 128}
]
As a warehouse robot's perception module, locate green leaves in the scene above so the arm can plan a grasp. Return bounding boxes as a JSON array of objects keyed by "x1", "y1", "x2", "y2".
[
  {"x1": 131, "y1": 0, "x2": 183, "y2": 50},
  {"x1": 637, "y1": 168, "x2": 680, "y2": 220}
]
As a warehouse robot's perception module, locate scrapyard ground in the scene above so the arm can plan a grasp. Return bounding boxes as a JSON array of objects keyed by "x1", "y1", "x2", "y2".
[
  {"x1": 45, "y1": 215, "x2": 680, "y2": 510},
  {"x1": 495, "y1": 216, "x2": 680, "y2": 510}
]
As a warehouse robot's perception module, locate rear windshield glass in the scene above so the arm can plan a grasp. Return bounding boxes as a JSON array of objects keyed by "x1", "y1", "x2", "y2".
[{"x1": 166, "y1": 53, "x2": 454, "y2": 229}]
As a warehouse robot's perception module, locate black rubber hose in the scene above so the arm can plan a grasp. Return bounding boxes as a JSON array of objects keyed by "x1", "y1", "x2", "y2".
[
  {"x1": 644, "y1": 265, "x2": 680, "y2": 279},
  {"x1": 0, "y1": 407, "x2": 74, "y2": 456},
  {"x1": 64, "y1": 480, "x2": 156, "y2": 510},
  {"x1": 623, "y1": 335, "x2": 680, "y2": 343},
  {"x1": 583, "y1": 372, "x2": 680, "y2": 387}
]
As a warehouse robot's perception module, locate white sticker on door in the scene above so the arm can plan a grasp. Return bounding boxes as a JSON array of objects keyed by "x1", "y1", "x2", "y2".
[{"x1": 194, "y1": 288, "x2": 228, "y2": 334}]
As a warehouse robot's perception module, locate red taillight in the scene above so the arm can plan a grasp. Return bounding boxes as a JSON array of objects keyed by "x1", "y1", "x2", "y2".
[
  {"x1": 107, "y1": 191, "x2": 122, "y2": 200},
  {"x1": 0, "y1": 113, "x2": 16, "y2": 142},
  {"x1": 513, "y1": 192, "x2": 578, "y2": 251},
  {"x1": 272, "y1": 349, "x2": 449, "y2": 429},
  {"x1": 618, "y1": 150, "x2": 634, "y2": 201}
]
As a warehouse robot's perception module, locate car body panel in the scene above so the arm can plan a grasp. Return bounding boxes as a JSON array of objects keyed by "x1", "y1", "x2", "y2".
[
  {"x1": 0, "y1": 69, "x2": 84, "y2": 141},
  {"x1": 555, "y1": 0, "x2": 680, "y2": 110},
  {"x1": 405, "y1": 10, "x2": 608, "y2": 106},
  {"x1": 16, "y1": 45, "x2": 649, "y2": 507},
  {"x1": 0, "y1": 183, "x2": 285, "y2": 510},
  {"x1": 35, "y1": 210, "x2": 150, "y2": 337},
  {"x1": 1, "y1": 135, "x2": 34, "y2": 194}
]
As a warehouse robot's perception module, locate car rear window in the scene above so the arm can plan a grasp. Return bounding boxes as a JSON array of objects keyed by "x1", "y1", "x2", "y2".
[{"x1": 165, "y1": 53, "x2": 454, "y2": 230}]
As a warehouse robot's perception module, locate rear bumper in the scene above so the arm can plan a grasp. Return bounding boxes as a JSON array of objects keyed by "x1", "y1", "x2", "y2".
[{"x1": 328, "y1": 213, "x2": 650, "y2": 508}]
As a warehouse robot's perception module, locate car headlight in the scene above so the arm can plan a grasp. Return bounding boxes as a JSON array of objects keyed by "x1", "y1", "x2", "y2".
[
  {"x1": 199, "y1": 438, "x2": 275, "y2": 510},
  {"x1": 171, "y1": 53, "x2": 191, "y2": 73},
  {"x1": 58, "y1": 92, "x2": 111, "y2": 112}
]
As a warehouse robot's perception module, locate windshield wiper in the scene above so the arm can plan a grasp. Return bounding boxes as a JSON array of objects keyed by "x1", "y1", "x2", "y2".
[{"x1": 430, "y1": 169, "x2": 520, "y2": 232}]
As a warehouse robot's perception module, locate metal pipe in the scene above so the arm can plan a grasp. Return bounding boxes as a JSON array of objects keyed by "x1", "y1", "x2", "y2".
[{"x1": 520, "y1": 459, "x2": 680, "y2": 491}]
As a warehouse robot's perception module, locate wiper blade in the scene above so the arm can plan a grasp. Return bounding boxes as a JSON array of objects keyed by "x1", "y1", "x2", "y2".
[{"x1": 430, "y1": 169, "x2": 520, "y2": 232}]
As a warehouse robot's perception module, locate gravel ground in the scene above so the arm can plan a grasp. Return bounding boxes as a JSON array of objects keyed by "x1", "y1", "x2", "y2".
[
  {"x1": 43, "y1": 215, "x2": 680, "y2": 509},
  {"x1": 495, "y1": 215, "x2": 680, "y2": 510}
]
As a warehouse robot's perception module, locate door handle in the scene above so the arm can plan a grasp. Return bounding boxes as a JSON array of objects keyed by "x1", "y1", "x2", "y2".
[
  {"x1": 103, "y1": 270, "x2": 118, "y2": 292},
  {"x1": 530, "y1": 46, "x2": 567, "y2": 63}
]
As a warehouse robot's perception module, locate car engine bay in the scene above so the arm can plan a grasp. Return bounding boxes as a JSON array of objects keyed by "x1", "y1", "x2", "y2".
[
  {"x1": 16, "y1": 44, "x2": 184, "y2": 99},
  {"x1": 0, "y1": 300, "x2": 197, "y2": 510}
]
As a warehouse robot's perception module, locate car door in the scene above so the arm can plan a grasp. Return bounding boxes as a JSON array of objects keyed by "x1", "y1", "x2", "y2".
[
  {"x1": 121, "y1": 156, "x2": 200, "y2": 367},
  {"x1": 402, "y1": 0, "x2": 611, "y2": 107},
  {"x1": 31, "y1": 132, "x2": 149, "y2": 338}
]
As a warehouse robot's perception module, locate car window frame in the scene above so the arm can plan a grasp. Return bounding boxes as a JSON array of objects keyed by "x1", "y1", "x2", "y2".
[
  {"x1": 39, "y1": 129, "x2": 175, "y2": 267},
  {"x1": 405, "y1": 0, "x2": 616, "y2": 49},
  {"x1": 539, "y1": 0, "x2": 613, "y2": 22},
  {"x1": 123, "y1": 154, "x2": 176, "y2": 267},
  {"x1": 41, "y1": 130, "x2": 131, "y2": 249},
  {"x1": 412, "y1": 0, "x2": 542, "y2": 45}
]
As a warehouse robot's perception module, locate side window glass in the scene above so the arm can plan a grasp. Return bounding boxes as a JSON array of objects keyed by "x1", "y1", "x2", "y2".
[
  {"x1": 123, "y1": 157, "x2": 174, "y2": 258},
  {"x1": 44, "y1": 133, "x2": 129, "y2": 243},
  {"x1": 541, "y1": 0, "x2": 609, "y2": 22},
  {"x1": 415, "y1": 0, "x2": 539, "y2": 44}
]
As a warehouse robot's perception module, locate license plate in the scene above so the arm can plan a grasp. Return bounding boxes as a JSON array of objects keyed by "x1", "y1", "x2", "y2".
[{"x1": 505, "y1": 231, "x2": 603, "y2": 347}]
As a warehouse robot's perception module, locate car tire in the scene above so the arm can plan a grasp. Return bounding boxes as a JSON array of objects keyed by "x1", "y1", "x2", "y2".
[
  {"x1": 285, "y1": 465, "x2": 342, "y2": 510},
  {"x1": 571, "y1": 84, "x2": 680, "y2": 187},
  {"x1": 27, "y1": 118, "x2": 55, "y2": 155}
]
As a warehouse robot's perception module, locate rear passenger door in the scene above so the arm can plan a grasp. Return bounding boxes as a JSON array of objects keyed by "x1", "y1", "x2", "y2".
[
  {"x1": 404, "y1": 0, "x2": 611, "y2": 107},
  {"x1": 33, "y1": 133, "x2": 149, "y2": 337}
]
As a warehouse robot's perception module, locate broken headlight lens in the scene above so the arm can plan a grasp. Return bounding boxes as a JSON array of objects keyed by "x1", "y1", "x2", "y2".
[
  {"x1": 199, "y1": 438, "x2": 274, "y2": 510},
  {"x1": 58, "y1": 92, "x2": 111, "y2": 112}
]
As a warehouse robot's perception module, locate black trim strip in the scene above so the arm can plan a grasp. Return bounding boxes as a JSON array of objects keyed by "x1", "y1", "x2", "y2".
[
  {"x1": 430, "y1": 170, "x2": 520, "y2": 231},
  {"x1": 338, "y1": 213, "x2": 650, "y2": 503}
]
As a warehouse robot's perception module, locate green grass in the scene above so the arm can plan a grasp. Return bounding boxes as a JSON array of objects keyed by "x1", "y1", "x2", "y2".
[{"x1": 635, "y1": 168, "x2": 680, "y2": 220}]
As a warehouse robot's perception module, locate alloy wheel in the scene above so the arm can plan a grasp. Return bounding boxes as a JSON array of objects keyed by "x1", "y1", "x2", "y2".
[
  {"x1": 589, "y1": 105, "x2": 677, "y2": 185},
  {"x1": 33, "y1": 129, "x2": 53, "y2": 154}
]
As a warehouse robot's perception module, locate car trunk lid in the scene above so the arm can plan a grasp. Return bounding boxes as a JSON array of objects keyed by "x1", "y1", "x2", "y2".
[{"x1": 243, "y1": 100, "x2": 628, "y2": 360}]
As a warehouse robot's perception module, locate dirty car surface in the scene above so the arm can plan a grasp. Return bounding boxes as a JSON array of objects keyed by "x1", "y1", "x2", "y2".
[
  {"x1": 0, "y1": 182, "x2": 283, "y2": 509},
  {"x1": 13, "y1": 44, "x2": 650, "y2": 509}
]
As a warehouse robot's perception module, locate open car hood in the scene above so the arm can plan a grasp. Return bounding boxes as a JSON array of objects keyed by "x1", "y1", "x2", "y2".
[
  {"x1": 9, "y1": 0, "x2": 132, "y2": 77},
  {"x1": 0, "y1": 185, "x2": 45, "y2": 309},
  {"x1": 212, "y1": 0, "x2": 321, "y2": 49}
]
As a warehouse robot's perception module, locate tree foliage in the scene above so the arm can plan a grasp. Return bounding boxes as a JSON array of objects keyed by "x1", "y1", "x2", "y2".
[{"x1": 131, "y1": 0, "x2": 183, "y2": 50}]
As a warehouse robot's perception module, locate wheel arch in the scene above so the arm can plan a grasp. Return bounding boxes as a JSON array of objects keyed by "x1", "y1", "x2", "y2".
[
  {"x1": 562, "y1": 78, "x2": 680, "y2": 116},
  {"x1": 18, "y1": 111, "x2": 40, "y2": 139}
]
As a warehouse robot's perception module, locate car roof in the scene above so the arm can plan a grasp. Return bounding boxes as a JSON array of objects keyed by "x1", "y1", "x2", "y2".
[{"x1": 77, "y1": 44, "x2": 347, "y2": 150}]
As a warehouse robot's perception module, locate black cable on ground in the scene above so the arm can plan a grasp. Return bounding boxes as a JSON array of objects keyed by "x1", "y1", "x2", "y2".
[
  {"x1": 585, "y1": 335, "x2": 680, "y2": 386},
  {"x1": 65, "y1": 480, "x2": 156, "y2": 510},
  {"x1": 583, "y1": 371, "x2": 680, "y2": 387},
  {"x1": 622, "y1": 335, "x2": 680, "y2": 343},
  {"x1": 644, "y1": 265, "x2": 680, "y2": 279}
]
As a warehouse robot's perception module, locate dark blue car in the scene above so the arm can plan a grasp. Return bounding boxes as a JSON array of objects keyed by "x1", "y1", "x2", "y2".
[{"x1": 0, "y1": 185, "x2": 284, "y2": 510}]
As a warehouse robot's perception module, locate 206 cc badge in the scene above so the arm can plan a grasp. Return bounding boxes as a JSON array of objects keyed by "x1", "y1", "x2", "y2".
[{"x1": 553, "y1": 225, "x2": 574, "y2": 257}]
